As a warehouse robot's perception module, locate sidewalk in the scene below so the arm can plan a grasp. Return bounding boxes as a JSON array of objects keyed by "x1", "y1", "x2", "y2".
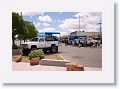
[{"x1": 12, "y1": 62, "x2": 102, "y2": 71}]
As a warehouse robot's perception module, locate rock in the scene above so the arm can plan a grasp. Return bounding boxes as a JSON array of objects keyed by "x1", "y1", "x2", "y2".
[
  {"x1": 30, "y1": 57, "x2": 40, "y2": 66},
  {"x1": 65, "y1": 63, "x2": 84, "y2": 71},
  {"x1": 15, "y1": 55, "x2": 22, "y2": 62}
]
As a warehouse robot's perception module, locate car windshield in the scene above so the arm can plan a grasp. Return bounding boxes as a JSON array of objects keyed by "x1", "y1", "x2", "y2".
[{"x1": 31, "y1": 38, "x2": 38, "y2": 41}]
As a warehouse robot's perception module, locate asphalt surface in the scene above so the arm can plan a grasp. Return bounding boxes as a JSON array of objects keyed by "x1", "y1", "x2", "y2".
[
  {"x1": 58, "y1": 44, "x2": 102, "y2": 67},
  {"x1": 14, "y1": 40, "x2": 102, "y2": 68}
]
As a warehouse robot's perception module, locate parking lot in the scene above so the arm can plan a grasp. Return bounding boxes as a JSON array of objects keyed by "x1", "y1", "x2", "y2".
[
  {"x1": 14, "y1": 40, "x2": 102, "y2": 68},
  {"x1": 12, "y1": 42, "x2": 102, "y2": 71},
  {"x1": 57, "y1": 44, "x2": 102, "y2": 68}
]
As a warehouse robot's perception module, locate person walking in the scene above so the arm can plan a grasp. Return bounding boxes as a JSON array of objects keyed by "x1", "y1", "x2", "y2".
[{"x1": 65, "y1": 38, "x2": 68, "y2": 46}]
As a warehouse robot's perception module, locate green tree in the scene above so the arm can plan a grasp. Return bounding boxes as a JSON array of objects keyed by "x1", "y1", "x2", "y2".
[
  {"x1": 18, "y1": 21, "x2": 38, "y2": 42},
  {"x1": 12, "y1": 12, "x2": 24, "y2": 45},
  {"x1": 12, "y1": 12, "x2": 38, "y2": 46},
  {"x1": 25, "y1": 21, "x2": 38, "y2": 40}
]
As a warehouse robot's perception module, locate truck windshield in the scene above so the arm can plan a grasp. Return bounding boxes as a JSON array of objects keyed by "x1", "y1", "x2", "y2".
[
  {"x1": 45, "y1": 36, "x2": 58, "y2": 41},
  {"x1": 31, "y1": 38, "x2": 38, "y2": 41}
]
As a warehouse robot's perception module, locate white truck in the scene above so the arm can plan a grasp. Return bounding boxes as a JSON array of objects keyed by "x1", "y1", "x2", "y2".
[{"x1": 21, "y1": 32, "x2": 60, "y2": 55}]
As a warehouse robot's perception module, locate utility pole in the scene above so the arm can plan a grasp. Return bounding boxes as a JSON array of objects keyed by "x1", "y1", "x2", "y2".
[{"x1": 79, "y1": 15, "x2": 80, "y2": 32}]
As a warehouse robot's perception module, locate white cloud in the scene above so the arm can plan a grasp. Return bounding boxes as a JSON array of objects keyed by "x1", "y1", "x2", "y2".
[
  {"x1": 86, "y1": 16, "x2": 101, "y2": 24},
  {"x1": 60, "y1": 32, "x2": 68, "y2": 36},
  {"x1": 74, "y1": 12, "x2": 102, "y2": 24},
  {"x1": 20, "y1": 12, "x2": 44, "y2": 19},
  {"x1": 38, "y1": 15, "x2": 52, "y2": 22},
  {"x1": 38, "y1": 28, "x2": 56, "y2": 32},
  {"x1": 89, "y1": 12, "x2": 102, "y2": 17},
  {"x1": 42, "y1": 23, "x2": 50, "y2": 27},
  {"x1": 29, "y1": 16, "x2": 33, "y2": 19},
  {"x1": 67, "y1": 29, "x2": 77, "y2": 32},
  {"x1": 74, "y1": 12, "x2": 101, "y2": 18},
  {"x1": 22, "y1": 12, "x2": 44, "y2": 16},
  {"x1": 33, "y1": 22, "x2": 41, "y2": 30},
  {"x1": 87, "y1": 24, "x2": 99, "y2": 29},
  {"x1": 59, "y1": 18, "x2": 78, "y2": 29},
  {"x1": 36, "y1": 23, "x2": 41, "y2": 27},
  {"x1": 74, "y1": 12, "x2": 90, "y2": 17},
  {"x1": 57, "y1": 20, "x2": 62, "y2": 22},
  {"x1": 59, "y1": 18, "x2": 86, "y2": 32},
  {"x1": 59, "y1": 12, "x2": 102, "y2": 32}
]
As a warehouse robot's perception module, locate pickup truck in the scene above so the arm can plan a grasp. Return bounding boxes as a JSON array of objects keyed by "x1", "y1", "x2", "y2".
[{"x1": 21, "y1": 32, "x2": 60, "y2": 55}]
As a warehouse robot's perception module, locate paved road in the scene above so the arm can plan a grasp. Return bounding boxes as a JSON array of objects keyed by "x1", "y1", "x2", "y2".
[
  {"x1": 14, "y1": 40, "x2": 102, "y2": 68},
  {"x1": 58, "y1": 44, "x2": 102, "y2": 67}
]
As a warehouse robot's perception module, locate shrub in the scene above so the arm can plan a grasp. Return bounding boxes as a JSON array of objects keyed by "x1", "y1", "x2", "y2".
[{"x1": 28, "y1": 50, "x2": 45, "y2": 60}]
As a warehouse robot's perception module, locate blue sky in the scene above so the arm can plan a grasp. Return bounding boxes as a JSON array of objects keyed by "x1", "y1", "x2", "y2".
[{"x1": 22, "y1": 12, "x2": 102, "y2": 36}]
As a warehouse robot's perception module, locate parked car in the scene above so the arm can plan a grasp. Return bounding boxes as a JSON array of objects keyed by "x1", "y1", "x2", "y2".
[{"x1": 68, "y1": 36, "x2": 87, "y2": 47}]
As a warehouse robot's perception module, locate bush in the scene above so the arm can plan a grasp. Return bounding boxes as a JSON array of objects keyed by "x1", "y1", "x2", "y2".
[{"x1": 28, "y1": 50, "x2": 45, "y2": 60}]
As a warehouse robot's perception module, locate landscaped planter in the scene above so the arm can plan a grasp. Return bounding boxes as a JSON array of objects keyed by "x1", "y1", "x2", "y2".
[
  {"x1": 13, "y1": 54, "x2": 70, "y2": 67},
  {"x1": 30, "y1": 57, "x2": 40, "y2": 66}
]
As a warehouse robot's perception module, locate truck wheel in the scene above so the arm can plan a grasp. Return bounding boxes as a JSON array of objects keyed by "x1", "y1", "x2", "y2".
[
  {"x1": 22, "y1": 49, "x2": 30, "y2": 56},
  {"x1": 31, "y1": 47, "x2": 37, "y2": 51},
  {"x1": 42, "y1": 48, "x2": 47, "y2": 53},
  {"x1": 51, "y1": 46, "x2": 58, "y2": 53},
  {"x1": 56, "y1": 46, "x2": 58, "y2": 52}
]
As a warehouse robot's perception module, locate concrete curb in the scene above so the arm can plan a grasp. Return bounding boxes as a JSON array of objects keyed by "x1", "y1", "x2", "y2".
[
  {"x1": 40, "y1": 59, "x2": 70, "y2": 67},
  {"x1": 40, "y1": 55, "x2": 70, "y2": 67}
]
